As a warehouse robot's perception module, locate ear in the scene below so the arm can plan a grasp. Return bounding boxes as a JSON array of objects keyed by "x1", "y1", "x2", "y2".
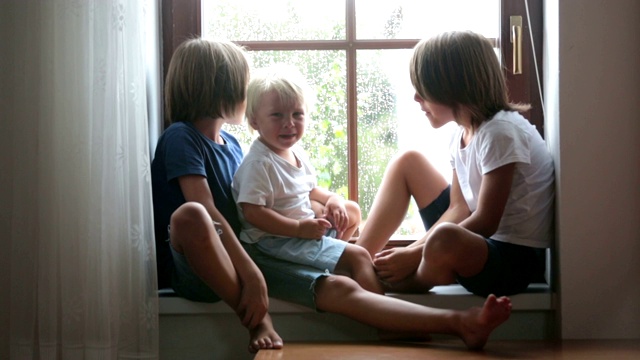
[{"x1": 248, "y1": 115, "x2": 259, "y2": 131}]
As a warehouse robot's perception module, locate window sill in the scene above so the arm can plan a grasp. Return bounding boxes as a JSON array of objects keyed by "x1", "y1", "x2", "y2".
[
  {"x1": 348, "y1": 236, "x2": 418, "y2": 248},
  {"x1": 158, "y1": 283, "x2": 553, "y2": 315}
]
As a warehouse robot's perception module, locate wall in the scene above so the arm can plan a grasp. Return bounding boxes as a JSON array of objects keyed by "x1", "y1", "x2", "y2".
[
  {"x1": 0, "y1": 3, "x2": 13, "y2": 359},
  {"x1": 545, "y1": 0, "x2": 640, "y2": 339},
  {"x1": 2, "y1": 2, "x2": 640, "y2": 357}
]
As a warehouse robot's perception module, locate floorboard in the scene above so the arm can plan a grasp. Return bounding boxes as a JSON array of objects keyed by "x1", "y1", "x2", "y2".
[{"x1": 254, "y1": 340, "x2": 640, "y2": 359}]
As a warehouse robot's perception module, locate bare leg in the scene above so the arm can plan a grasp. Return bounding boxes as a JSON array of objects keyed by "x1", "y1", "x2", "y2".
[
  {"x1": 357, "y1": 150, "x2": 449, "y2": 256},
  {"x1": 415, "y1": 223, "x2": 489, "y2": 288},
  {"x1": 170, "y1": 202, "x2": 282, "y2": 352},
  {"x1": 170, "y1": 203, "x2": 240, "y2": 303},
  {"x1": 314, "y1": 275, "x2": 511, "y2": 350},
  {"x1": 334, "y1": 244, "x2": 384, "y2": 294}
]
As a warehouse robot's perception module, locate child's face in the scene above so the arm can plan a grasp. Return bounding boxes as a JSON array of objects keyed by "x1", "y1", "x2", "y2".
[
  {"x1": 250, "y1": 89, "x2": 305, "y2": 155},
  {"x1": 413, "y1": 93, "x2": 455, "y2": 129}
]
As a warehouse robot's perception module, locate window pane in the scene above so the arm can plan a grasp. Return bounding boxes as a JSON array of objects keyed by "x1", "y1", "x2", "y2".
[
  {"x1": 223, "y1": 50, "x2": 349, "y2": 197},
  {"x1": 355, "y1": 0, "x2": 499, "y2": 40},
  {"x1": 357, "y1": 49, "x2": 457, "y2": 234},
  {"x1": 203, "y1": 0, "x2": 500, "y2": 238},
  {"x1": 202, "y1": 0, "x2": 346, "y2": 41}
]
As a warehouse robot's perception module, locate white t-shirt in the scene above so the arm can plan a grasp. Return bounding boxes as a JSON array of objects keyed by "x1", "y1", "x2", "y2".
[
  {"x1": 232, "y1": 139, "x2": 317, "y2": 243},
  {"x1": 450, "y1": 110, "x2": 555, "y2": 248}
]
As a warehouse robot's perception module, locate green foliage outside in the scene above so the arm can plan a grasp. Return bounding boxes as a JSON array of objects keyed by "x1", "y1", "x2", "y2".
[{"x1": 210, "y1": 1, "x2": 411, "y2": 230}]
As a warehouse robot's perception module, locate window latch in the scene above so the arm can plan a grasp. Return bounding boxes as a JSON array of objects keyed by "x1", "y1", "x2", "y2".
[{"x1": 510, "y1": 15, "x2": 523, "y2": 75}]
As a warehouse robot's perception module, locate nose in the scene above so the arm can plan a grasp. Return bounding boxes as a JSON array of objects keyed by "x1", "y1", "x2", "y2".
[
  {"x1": 413, "y1": 92, "x2": 422, "y2": 103},
  {"x1": 283, "y1": 114, "x2": 295, "y2": 127}
]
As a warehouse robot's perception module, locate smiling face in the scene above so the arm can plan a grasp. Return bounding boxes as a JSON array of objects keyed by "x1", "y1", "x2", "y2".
[{"x1": 249, "y1": 89, "x2": 306, "y2": 156}]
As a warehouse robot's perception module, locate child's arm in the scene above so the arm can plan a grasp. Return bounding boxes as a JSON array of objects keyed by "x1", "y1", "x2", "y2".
[
  {"x1": 458, "y1": 163, "x2": 515, "y2": 237},
  {"x1": 409, "y1": 163, "x2": 515, "y2": 245},
  {"x1": 241, "y1": 202, "x2": 332, "y2": 239}
]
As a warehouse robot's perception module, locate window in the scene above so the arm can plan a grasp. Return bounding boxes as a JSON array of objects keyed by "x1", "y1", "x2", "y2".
[{"x1": 162, "y1": 0, "x2": 543, "y2": 238}]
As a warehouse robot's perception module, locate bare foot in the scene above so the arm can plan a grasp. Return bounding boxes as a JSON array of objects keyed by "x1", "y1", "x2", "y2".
[
  {"x1": 248, "y1": 314, "x2": 283, "y2": 353},
  {"x1": 459, "y1": 294, "x2": 512, "y2": 350}
]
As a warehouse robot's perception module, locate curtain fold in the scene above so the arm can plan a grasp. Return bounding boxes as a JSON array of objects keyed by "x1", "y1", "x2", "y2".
[{"x1": 7, "y1": 1, "x2": 159, "y2": 359}]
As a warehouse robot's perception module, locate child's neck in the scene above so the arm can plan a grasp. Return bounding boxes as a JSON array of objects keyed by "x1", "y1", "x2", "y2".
[
  {"x1": 456, "y1": 111, "x2": 475, "y2": 148},
  {"x1": 259, "y1": 137, "x2": 299, "y2": 167},
  {"x1": 193, "y1": 117, "x2": 224, "y2": 144}
]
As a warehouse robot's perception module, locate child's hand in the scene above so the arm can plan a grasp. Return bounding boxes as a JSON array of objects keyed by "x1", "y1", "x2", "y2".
[
  {"x1": 323, "y1": 197, "x2": 348, "y2": 235},
  {"x1": 237, "y1": 276, "x2": 269, "y2": 329},
  {"x1": 373, "y1": 247, "x2": 422, "y2": 283},
  {"x1": 297, "y1": 218, "x2": 332, "y2": 239}
]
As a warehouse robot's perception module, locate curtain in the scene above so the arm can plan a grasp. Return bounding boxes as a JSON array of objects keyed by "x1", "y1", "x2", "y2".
[{"x1": 4, "y1": 1, "x2": 160, "y2": 358}]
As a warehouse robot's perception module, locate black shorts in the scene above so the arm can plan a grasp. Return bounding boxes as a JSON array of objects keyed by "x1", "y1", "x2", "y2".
[
  {"x1": 456, "y1": 240, "x2": 546, "y2": 297},
  {"x1": 419, "y1": 186, "x2": 546, "y2": 297}
]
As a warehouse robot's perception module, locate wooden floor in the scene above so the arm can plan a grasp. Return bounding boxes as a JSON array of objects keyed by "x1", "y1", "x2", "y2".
[{"x1": 254, "y1": 340, "x2": 640, "y2": 359}]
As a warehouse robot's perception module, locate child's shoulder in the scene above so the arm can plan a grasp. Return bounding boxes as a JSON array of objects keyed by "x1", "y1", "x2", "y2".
[
  {"x1": 220, "y1": 128, "x2": 241, "y2": 146},
  {"x1": 241, "y1": 143, "x2": 275, "y2": 166},
  {"x1": 476, "y1": 112, "x2": 538, "y2": 153},
  {"x1": 482, "y1": 111, "x2": 531, "y2": 134},
  {"x1": 161, "y1": 121, "x2": 193, "y2": 139},
  {"x1": 156, "y1": 122, "x2": 191, "y2": 147}
]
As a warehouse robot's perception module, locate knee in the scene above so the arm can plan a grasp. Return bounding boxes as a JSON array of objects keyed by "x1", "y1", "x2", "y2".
[
  {"x1": 169, "y1": 202, "x2": 214, "y2": 248},
  {"x1": 349, "y1": 244, "x2": 373, "y2": 264},
  {"x1": 394, "y1": 150, "x2": 427, "y2": 169},
  {"x1": 345, "y1": 200, "x2": 361, "y2": 225},
  {"x1": 171, "y1": 202, "x2": 209, "y2": 229},
  {"x1": 385, "y1": 150, "x2": 431, "y2": 179},
  {"x1": 315, "y1": 275, "x2": 361, "y2": 307},
  {"x1": 424, "y1": 222, "x2": 464, "y2": 258},
  {"x1": 339, "y1": 245, "x2": 373, "y2": 273}
]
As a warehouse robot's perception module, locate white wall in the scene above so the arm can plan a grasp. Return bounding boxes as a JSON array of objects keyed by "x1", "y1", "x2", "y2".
[{"x1": 546, "y1": 0, "x2": 640, "y2": 339}]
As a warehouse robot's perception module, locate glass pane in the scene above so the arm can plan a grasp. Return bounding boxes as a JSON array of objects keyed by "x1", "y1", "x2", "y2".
[
  {"x1": 357, "y1": 50, "x2": 457, "y2": 235},
  {"x1": 356, "y1": 0, "x2": 499, "y2": 40},
  {"x1": 205, "y1": 0, "x2": 500, "y2": 238},
  {"x1": 223, "y1": 50, "x2": 349, "y2": 198},
  {"x1": 202, "y1": 0, "x2": 346, "y2": 41}
]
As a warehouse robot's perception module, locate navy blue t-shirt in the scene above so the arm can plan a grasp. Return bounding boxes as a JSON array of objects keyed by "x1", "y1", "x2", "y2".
[{"x1": 151, "y1": 121, "x2": 244, "y2": 288}]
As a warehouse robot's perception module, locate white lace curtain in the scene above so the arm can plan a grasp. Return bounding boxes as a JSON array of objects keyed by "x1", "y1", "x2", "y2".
[{"x1": 3, "y1": 1, "x2": 160, "y2": 359}]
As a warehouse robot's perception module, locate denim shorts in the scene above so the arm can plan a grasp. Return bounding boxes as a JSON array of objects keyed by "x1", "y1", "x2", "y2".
[
  {"x1": 254, "y1": 235, "x2": 348, "y2": 273},
  {"x1": 418, "y1": 185, "x2": 546, "y2": 297},
  {"x1": 242, "y1": 242, "x2": 329, "y2": 310},
  {"x1": 169, "y1": 236, "x2": 332, "y2": 308},
  {"x1": 170, "y1": 243, "x2": 221, "y2": 303}
]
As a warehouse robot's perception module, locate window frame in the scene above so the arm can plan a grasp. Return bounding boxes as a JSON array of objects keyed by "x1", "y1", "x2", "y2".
[{"x1": 161, "y1": 0, "x2": 544, "y2": 228}]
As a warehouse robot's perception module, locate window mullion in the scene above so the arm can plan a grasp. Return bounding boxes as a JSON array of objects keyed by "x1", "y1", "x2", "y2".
[{"x1": 346, "y1": 0, "x2": 358, "y2": 202}]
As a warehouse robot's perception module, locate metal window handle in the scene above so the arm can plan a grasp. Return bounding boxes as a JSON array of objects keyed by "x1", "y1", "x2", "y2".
[{"x1": 510, "y1": 15, "x2": 523, "y2": 75}]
